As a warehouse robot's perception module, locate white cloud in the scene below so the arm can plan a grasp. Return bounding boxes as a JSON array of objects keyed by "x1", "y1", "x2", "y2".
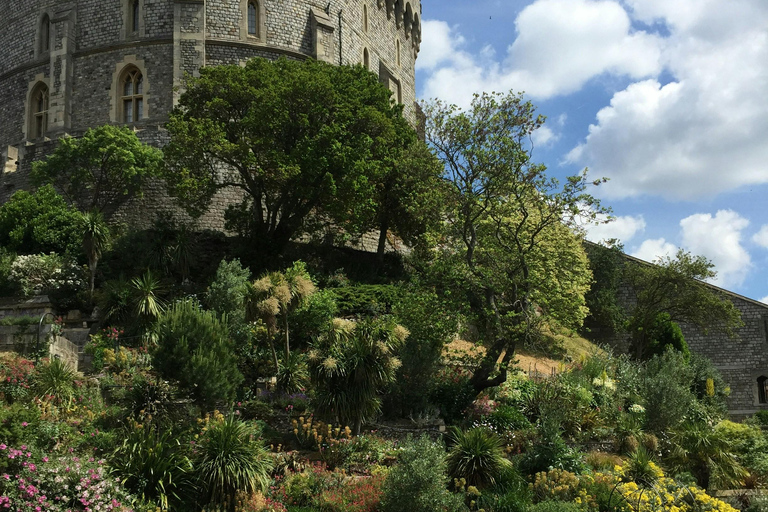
[
  {"x1": 760, "y1": 296, "x2": 768, "y2": 305},
  {"x1": 567, "y1": 0, "x2": 768, "y2": 199},
  {"x1": 531, "y1": 126, "x2": 558, "y2": 147},
  {"x1": 585, "y1": 214, "x2": 646, "y2": 244},
  {"x1": 418, "y1": 0, "x2": 662, "y2": 106},
  {"x1": 679, "y1": 210, "x2": 751, "y2": 288},
  {"x1": 630, "y1": 238, "x2": 677, "y2": 262},
  {"x1": 752, "y1": 225, "x2": 768, "y2": 248}
]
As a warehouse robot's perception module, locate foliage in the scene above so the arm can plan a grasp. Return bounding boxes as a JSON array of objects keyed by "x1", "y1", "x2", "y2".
[
  {"x1": 309, "y1": 317, "x2": 407, "y2": 433},
  {"x1": 640, "y1": 349, "x2": 698, "y2": 432},
  {"x1": 164, "y1": 57, "x2": 418, "y2": 255},
  {"x1": 0, "y1": 185, "x2": 81, "y2": 256},
  {"x1": 314, "y1": 474, "x2": 385, "y2": 512},
  {"x1": 8, "y1": 253, "x2": 86, "y2": 304},
  {"x1": 531, "y1": 468, "x2": 581, "y2": 503},
  {"x1": 31, "y1": 125, "x2": 163, "y2": 218},
  {"x1": 474, "y1": 466, "x2": 532, "y2": 512},
  {"x1": 131, "y1": 270, "x2": 166, "y2": 326},
  {"x1": 582, "y1": 242, "x2": 627, "y2": 338},
  {"x1": 34, "y1": 357, "x2": 76, "y2": 405},
  {"x1": 277, "y1": 351, "x2": 309, "y2": 394},
  {"x1": 0, "y1": 445, "x2": 134, "y2": 511},
  {"x1": 668, "y1": 422, "x2": 748, "y2": 489},
  {"x1": 446, "y1": 427, "x2": 512, "y2": 488},
  {"x1": 430, "y1": 367, "x2": 477, "y2": 425},
  {"x1": 423, "y1": 91, "x2": 602, "y2": 393},
  {"x1": 0, "y1": 353, "x2": 35, "y2": 403},
  {"x1": 195, "y1": 415, "x2": 274, "y2": 510},
  {"x1": 643, "y1": 312, "x2": 690, "y2": 360},
  {"x1": 246, "y1": 262, "x2": 316, "y2": 373},
  {"x1": 79, "y1": 209, "x2": 111, "y2": 299},
  {"x1": 110, "y1": 422, "x2": 196, "y2": 510},
  {"x1": 517, "y1": 420, "x2": 586, "y2": 477},
  {"x1": 153, "y1": 300, "x2": 243, "y2": 409},
  {"x1": 287, "y1": 289, "x2": 338, "y2": 348},
  {"x1": 379, "y1": 435, "x2": 467, "y2": 512},
  {"x1": 386, "y1": 289, "x2": 460, "y2": 418},
  {"x1": 527, "y1": 501, "x2": 582, "y2": 512},
  {"x1": 207, "y1": 258, "x2": 252, "y2": 322},
  {"x1": 624, "y1": 250, "x2": 742, "y2": 359},
  {"x1": 329, "y1": 284, "x2": 402, "y2": 317}
]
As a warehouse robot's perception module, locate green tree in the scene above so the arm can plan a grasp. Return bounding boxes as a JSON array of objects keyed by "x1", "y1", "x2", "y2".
[
  {"x1": 0, "y1": 185, "x2": 81, "y2": 255},
  {"x1": 163, "y1": 57, "x2": 423, "y2": 255},
  {"x1": 153, "y1": 300, "x2": 243, "y2": 409},
  {"x1": 79, "y1": 210, "x2": 111, "y2": 300},
  {"x1": 309, "y1": 317, "x2": 407, "y2": 434},
  {"x1": 625, "y1": 250, "x2": 742, "y2": 360},
  {"x1": 32, "y1": 125, "x2": 163, "y2": 218},
  {"x1": 423, "y1": 92, "x2": 602, "y2": 393}
]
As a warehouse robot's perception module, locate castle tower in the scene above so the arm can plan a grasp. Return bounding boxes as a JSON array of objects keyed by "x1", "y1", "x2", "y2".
[{"x1": 0, "y1": 0, "x2": 422, "y2": 226}]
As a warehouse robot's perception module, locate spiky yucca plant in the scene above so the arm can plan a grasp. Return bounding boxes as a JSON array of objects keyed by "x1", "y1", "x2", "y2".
[
  {"x1": 446, "y1": 426, "x2": 512, "y2": 488},
  {"x1": 196, "y1": 415, "x2": 274, "y2": 511}
]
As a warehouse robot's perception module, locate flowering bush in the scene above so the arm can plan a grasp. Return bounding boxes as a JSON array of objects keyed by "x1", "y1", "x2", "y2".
[
  {"x1": 0, "y1": 354, "x2": 35, "y2": 403},
  {"x1": 0, "y1": 444, "x2": 134, "y2": 511},
  {"x1": 315, "y1": 474, "x2": 385, "y2": 512},
  {"x1": 8, "y1": 254, "x2": 85, "y2": 299}
]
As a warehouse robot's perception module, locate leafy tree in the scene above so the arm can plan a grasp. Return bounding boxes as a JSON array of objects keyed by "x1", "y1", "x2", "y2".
[
  {"x1": 0, "y1": 185, "x2": 81, "y2": 255},
  {"x1": 153, "y1": 300, "x2": 243, "y2": 409},
  {"x1": 309, "y1": 317, "x2": 407, "y2": 434},
  {"x1": 625, "y1": 249, "x2": 742, "y2": 360},
  {"x1": 205, "y1": 258, "x2": 251, "y2": 323},
  {"x1": 79, "y1": 210, "x2": 111, "y2": 300},
  {"x1": 582, "y1": 241, "x2": 627, "y2": 338},
  {"x1": 422, "y1": 92, "x2": 602, "y2": 393},
  {"x1": 163, "y1": 57, "x2": 424, "y2": 255},
  {"x1": 32, "y1": 125, "x2": 163, "y2": 218}
]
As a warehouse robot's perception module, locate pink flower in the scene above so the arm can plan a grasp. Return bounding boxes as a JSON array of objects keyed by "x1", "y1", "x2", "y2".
[{"x1": 21, "y1": 422, "x2": 28, "y2": 427}]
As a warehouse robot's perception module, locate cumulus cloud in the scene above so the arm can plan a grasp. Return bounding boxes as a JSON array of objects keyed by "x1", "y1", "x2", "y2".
[
  {"x1": 567, "y1": 0, "x2": 768, "y2": 199},
  {"x1": 584, "y1": 214, "x2": 646, "y2": 245},
  {"x1": 760, "y1": 296, "x2": 768, "y2": 305},
  {"x1": 531, "y1": 126, "x2": 558, "y2": 147},
  {"x1": 752, "y1": 225, "x2": 768, "y2": 248},
  {"x1": 418, "y1": 0, "x2": 662, "y2": 106},
  {"x1": 679, "y1": 210, "x2": 751, "y2": 288},
  {"x1": 630, "y1": 238, "x2": 678, "y2": 262}
]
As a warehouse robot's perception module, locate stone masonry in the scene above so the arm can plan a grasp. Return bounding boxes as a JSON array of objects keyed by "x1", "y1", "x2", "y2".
[{"x1": 0, "y1": 0, "x2": 422, "y2": 231}]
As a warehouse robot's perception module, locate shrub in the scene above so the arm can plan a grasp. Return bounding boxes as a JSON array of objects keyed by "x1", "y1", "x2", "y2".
[
  {"x1": 329, "y1": 284, "x2": 402, "y2": 317},
  {"x1": 315, "y1": 474, "x2": 385, "y2": 512},
  {"x1": 8, "y1": 253, "x2": 86, "y2": 302},
  {"x1": 430, "y1": 367, "x2": 477, "y2": 425},
  {"x1": 379, "y1": 435, "x2": 467, "y2": 512},
  {"x1": 530, "y1": 469, "x2": 581, "y2": 503},
  {"x1": 644, "y1": 312, "x2": 690, "y2": 360},
  {"x1": 277, "y1": 352, "x2": 309, "y2": 394},
  {"x1": 207, "y1": 258, "x2": 251, "y2": 322},
  {"x1": 527, "y1": 501, "x2": 582, "y2": 512},
  {"x1": 35, "y1": 357, "x2": 76, "y2": 405},
  {"x1": 0, "y1": 445, "x2": 135, "y2": 511},
  {"x1": 641, "y1": 348, "x2": 697, "y2": 432},
  {"x1": 272, "y1": 464, "x2": 342, "y2": 508},
  {"x1": 446, "y1": 427, "x2": 512, "y2": 488},
  {"x1": 517, "y1": 421, "x2": 585, "y2": 477},
  {"x1": 486, "y1": 404, "x2": 532, "y2": 432},
  {"x1": 0, "y1": 353, "x2": 35, "y2": 403},
  {"x1": 0, "y1": 185, "x2": 81, "y2": 256},
  {"x1": 153, "y1": 299, "x2": 243, "y2": 409},
  {"x1": 110, "y1": 423, "x2": 196, "y2": 510},
  {"x1": 475, "y1": 466, "x2": 532, "y2": 512},
  {"x1": 196, "y1": 415, "x2": 274, "y2": 509}
]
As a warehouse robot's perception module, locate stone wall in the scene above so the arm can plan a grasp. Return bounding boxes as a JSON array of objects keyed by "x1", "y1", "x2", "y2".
[{"x1": 0, "y1": 0, "x2": 422, "y2": 233}]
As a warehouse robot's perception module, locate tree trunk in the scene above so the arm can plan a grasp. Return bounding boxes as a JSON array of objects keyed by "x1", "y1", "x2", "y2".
[
  {"x1": 283, "y1": 312, "x2": 290, "y2": 360},
  {"x1": 376, "y1": 217, "x2": 389, "y2": 264}
]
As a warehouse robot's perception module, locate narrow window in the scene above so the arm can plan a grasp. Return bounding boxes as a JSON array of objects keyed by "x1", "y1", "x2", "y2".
[
  {"x1": 396, "y1": 39, "x2": 401, "y2": 67},
  {"x1": 363, "y1": 48, "x2": 370, "y2": 69},
  {"x1": 40, "y1": 15, "x2": 50, "y2": 53},
  {"x1": 759, "y1": 376, "x2": 768, "y2": 404},
  {"x1": 121, "y1": 68, "x2": 144, "y2": 123},
  {"x1": 248, "y1": 1, "x2": 258, "y2": 36},
  {"x1": 30, "y1": 84, "x2": 49, "y2": 139},
  {"x1": 132, "y1": 0, "x2": 140, "y2": 33},
  {"x1": 363, "y1": 4, "x2": 369, "y2": 32}
]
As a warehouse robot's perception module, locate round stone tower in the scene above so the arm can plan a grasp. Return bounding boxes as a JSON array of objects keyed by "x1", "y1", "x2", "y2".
[{"x1": 0, "y1": 0, "x2": 422, "y2": 225}]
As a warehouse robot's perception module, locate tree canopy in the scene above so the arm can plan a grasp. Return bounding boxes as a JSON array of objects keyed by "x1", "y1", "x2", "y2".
[
  {"x1": 625, "y1": 249, "x2": 743, "y2": 360},
  {"x1": 422, "y1": 91, "x2": 605, "y2": 392},
  {"x1": 31, "y1": 125, "x2": 163, "y2": 218},
  {"x1": 163, "y1": 57, "x2": 437, "y2": 256}
]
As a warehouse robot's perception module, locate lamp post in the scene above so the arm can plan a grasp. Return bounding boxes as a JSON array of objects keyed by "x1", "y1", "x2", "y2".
[{"x1": 35, "y1": 312, "x2": 56, "y2": 363}]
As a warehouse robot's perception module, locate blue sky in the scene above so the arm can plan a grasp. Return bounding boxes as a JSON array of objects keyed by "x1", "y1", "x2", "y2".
[{"x1": 416, "y1": 0, "x2": 768, "y2": 302}]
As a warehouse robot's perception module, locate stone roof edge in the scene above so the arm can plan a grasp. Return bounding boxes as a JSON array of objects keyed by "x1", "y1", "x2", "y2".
[{"x1": 583, "y1": 240, "x2": 768, "y2": 311}]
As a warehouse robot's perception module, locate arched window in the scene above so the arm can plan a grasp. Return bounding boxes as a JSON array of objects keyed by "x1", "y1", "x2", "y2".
[
  {"x1": 39, "y1": 14, "x2": 50, "y2": 54},
  {"x1": 363, "y1": 4, "x2": 369, "y2": 32},
  {"x1": 131, "y1": 0, "x2": 140, "y2": 33},
  {"x1": 29, "y1": 83, "x2": 49, "y2": 139},
  {"x1": 363, "y1": 48, "x2": 370, "y2": 69},
  {"x1": 121, "y1": 68, "x2": 144, "y2": 123},
  {"x1": 248, "y1": 1, "x2": 259, "y2": 36},
  {"x1": 759, "y1": 376, "x2": 768, "y2": 404}
]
